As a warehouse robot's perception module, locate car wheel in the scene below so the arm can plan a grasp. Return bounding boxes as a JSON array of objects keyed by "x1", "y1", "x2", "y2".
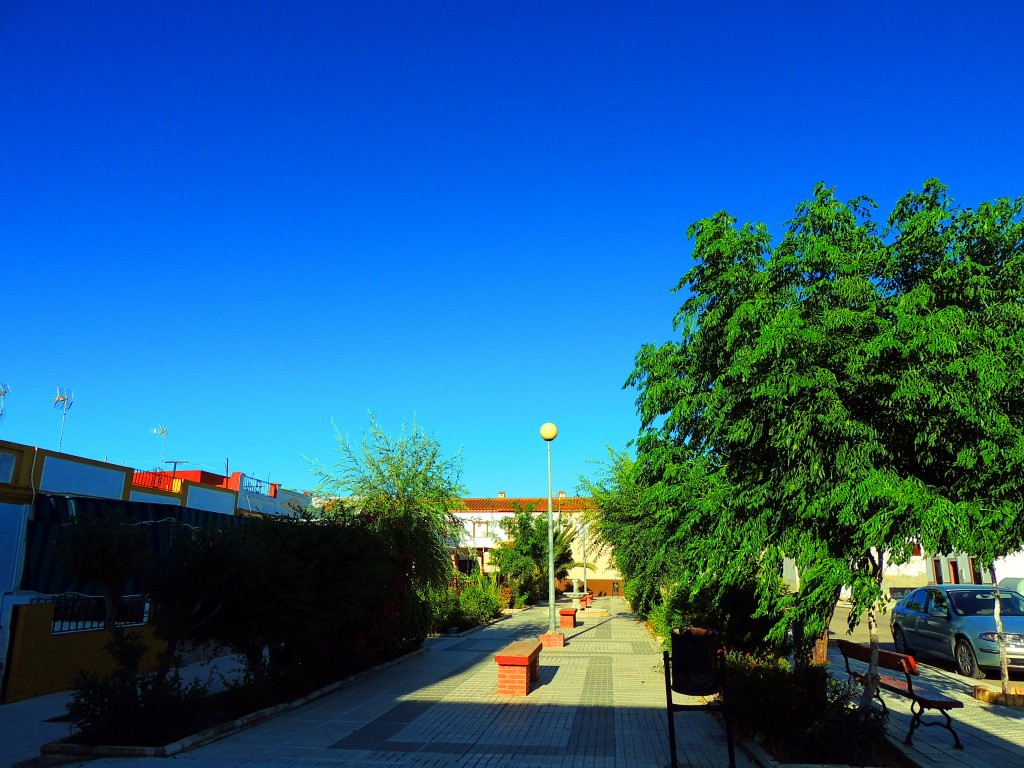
[
  {"x1": 893, "y1": 626, "x2": 911, "y2": 655},
  {"x1": 954, "y1": 638, "x2": 984, "y2": 679}
]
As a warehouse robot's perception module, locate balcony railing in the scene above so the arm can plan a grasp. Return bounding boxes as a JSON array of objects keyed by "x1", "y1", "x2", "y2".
[
  {"x1": 45, "y1": 594, "x2": 150, "y2": 634},
  {"x1": 131, "y1": 470, "x2": 182, "y2": 493},
  {"x1": 239, "y1": 474, "x2": 275, "y2": 496}
]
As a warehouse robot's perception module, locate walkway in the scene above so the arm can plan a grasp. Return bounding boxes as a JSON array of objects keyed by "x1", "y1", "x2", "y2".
[
  {"x1": 827, "y1": 599, "x2": 1024, "y2": 765},
  {"x1": 6, "y1": 597, "x2": 745, "y2": 768},
  {"x1": 6, "y1": 597, "x2": 1022, "y2": 767},
  {"x1": 826, "y1": 645, "x2": 1024, "y2": 767}
]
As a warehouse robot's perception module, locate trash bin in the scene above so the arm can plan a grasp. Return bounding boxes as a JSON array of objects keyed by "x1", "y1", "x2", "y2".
[{"x1": 670, "y1": 627, "x2": 720, "y2": 696}]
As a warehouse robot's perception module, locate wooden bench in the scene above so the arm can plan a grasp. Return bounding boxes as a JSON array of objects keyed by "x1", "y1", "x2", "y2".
[
  {"x1": 837, "y1": 639, "x2": 963, "y2": 749},
  {"x1": 495, "y1": 640, "x2": 542, "y2": 696},
  {"x1": 559, "y1": 608, "x2": 578, "y2": 628}
]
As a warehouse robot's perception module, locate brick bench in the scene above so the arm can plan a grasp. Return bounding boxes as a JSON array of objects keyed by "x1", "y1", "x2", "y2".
[
  {"x1": 559, "y1": 608, "x2": 578, "y2": 628},
  {"x1": 495, "y1": 640, "x2": 542, "y2": 696}
]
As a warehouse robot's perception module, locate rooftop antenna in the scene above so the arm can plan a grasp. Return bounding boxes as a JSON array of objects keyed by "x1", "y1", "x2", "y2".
[
  {"x1": 164, "y1": 459, "x2": 189, "y2": 479},
  {"x1": 0, "y1": 383, "x2": 10, "y2": 423},
  {"x1": 53, "y1": 387, "x2": 74, "y2": 452},
  {"x1": 152, "y1": 424, "x2": 168, "y2": 463}
]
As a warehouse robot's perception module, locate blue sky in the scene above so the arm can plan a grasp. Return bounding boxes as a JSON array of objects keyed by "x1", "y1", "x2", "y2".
[{"x1": 2, "y1": 2, "x2": 1022, "y2": 496}]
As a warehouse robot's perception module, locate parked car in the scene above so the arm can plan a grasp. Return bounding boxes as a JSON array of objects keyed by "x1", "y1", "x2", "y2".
[{"x1": 890, "y1": 584, "x2": 1024, "y2": 678}]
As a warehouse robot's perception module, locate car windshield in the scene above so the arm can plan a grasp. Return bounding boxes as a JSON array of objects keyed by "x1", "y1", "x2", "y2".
[{"x1": 948, "y1": 589, "x2": 1024, "y2": 617}]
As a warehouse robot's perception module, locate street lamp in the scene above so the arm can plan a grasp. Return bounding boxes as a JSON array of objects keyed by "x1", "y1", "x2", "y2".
[
  {"x1": 540, "y1": 422, "x2": 558, "y2": 635},
  {"x1": 582, "y1": 521, "x2": 588, "y2": 594}
]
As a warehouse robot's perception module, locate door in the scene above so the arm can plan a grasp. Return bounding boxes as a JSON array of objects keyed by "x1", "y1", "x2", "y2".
[
  {"x1": 919, "y1": 589, "x2": 953, "y2": 658},
  {"x1": 897, "y1": 589, "x2": 928, "y2": 649}
]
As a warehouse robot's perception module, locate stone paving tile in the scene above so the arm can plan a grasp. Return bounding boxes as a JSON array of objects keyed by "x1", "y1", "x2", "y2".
[
  {"x1": 827, "y1": 645, "x2": 1024, "y2": 767},
  {"x1": 35, "y1": 600, "x2": 754, "y2": 768}
]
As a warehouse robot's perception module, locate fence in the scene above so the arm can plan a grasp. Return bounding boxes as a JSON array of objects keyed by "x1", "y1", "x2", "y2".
[
  {"x1": 240, "y1": 474, "x2": 276, "y2": 496},
  {"x1": 131, "y1": 470, "x2": 182, "y2": 493},
  {"x1": 42, "y1": 594, "x2": 150, "y2": 634}
]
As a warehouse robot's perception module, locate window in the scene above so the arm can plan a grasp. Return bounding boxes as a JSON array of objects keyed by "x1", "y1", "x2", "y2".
[
  {"x1": 473, "y1": 521, "x2": 489, "y2": 538},
  {"x1": 932, "y1": 559, "x2": 944, "y2": 584},
  {"x1": 926, "y1": 589, "x2": 949, "y2": 616},
  {"x1": 905, "y1": 590, "x2": 926, "y2": 613},
  {"x1": 0, "y1": 451, "x2": 15, "y2": 484},
  {"x1": 969, "y1": 558, "x2": 983, "y2": 584}
]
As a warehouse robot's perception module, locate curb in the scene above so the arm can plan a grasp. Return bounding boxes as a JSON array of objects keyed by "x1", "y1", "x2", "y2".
[
  {"x1": 36, "y1": 646, "x2": 429, "y2": 764},
  {"x1": 736, "y1": 732, "x2": 921, "y2": 768}
]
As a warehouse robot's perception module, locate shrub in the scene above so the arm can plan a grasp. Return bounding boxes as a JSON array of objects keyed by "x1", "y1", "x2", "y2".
[
  {"x1": 664, "y1": 580, "x2": 787, "y2": 656},
  {"x1": 498, "y1": 585, "x2": 514, "y2": 609},
  {"x1": 426, "y1": 582, "x2": 461, "y2": 632},
  {"x1": 459, "y1": 573, "x2": 502, "y2": 625},
  {"x1": 725, "y1": 654, "x2": 889, "y2": 765},
  {"x1": 69, "y1": 669, "x2": 211, "y2": 746}
]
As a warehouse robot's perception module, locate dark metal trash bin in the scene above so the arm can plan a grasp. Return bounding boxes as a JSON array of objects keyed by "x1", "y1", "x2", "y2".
[
  {"x1": 670, "y1": 626, "x2": 720, "y2": 696},
  {"x1": 664, "y1": 626, "x2": 735, "y2": 768}
]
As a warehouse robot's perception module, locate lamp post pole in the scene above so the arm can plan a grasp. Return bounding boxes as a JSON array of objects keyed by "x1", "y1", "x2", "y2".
[
  {"x1": 582, "y1": 522, "x2": 588, "y2": 594},
  {"x1": 540, "y1": 422, "x2": 558, "y2": 635}
]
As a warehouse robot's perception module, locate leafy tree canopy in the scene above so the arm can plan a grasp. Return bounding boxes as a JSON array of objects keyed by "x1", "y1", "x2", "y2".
[
  {"x1": 308, "y1": 413, "x2": 466, "y2": 592},
  {"x1": 623, "y1": 180, "x2": 1024, "y2": 665}
]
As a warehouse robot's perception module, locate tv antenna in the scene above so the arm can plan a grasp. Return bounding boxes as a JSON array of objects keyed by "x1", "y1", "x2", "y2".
[
  {"x1": 153, "y1": 424, "x2": 168, "y2": 463},
  {"x1": 53, "y1": 387, "x2": 74, "y2": 452},
  {"x1": 0, "y1": 383, "x2": 10, "y2": 423},
  {"x1": 164, "y1": 459, "x2": 189, "y2": 479}
]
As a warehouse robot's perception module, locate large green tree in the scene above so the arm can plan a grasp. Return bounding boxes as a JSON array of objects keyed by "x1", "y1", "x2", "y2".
[
  {"x1": 876, "y1": 183, "x2": 1024, "y2": 691},
  {"x1": 626, "y1": 180, "x2": 1024, "y2": 699}
]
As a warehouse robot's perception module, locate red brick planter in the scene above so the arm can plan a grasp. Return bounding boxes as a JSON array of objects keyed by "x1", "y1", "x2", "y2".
[
  {"x1": 540, "y1": 632, "x2": 565, "y2": 648},
  {"x1": 494, "y1": 640, "x2": 542, "y2": 696},
  {"x1": 559, "y1": 608, "x2": 577, "y2": 629}
]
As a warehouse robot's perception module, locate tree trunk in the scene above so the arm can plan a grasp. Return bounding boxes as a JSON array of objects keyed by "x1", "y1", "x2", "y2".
[
  {"x1": 857, "y1": 604, "x2": 880, "y2": 710},
  {"x1": 857, "y1": 550, "x2": 884, "y2": 712},
  {"x1": 811, "y1": 628, "x2": 830, "y2": 665},
  {"x1": 990, "y1": 565, "x2": 1011, "y2": 695}
]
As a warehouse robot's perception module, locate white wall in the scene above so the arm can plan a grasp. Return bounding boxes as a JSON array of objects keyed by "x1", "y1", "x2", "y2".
[
  {"x1": 39, "y1": 456, "x2": 127, "y2": 499},
  {"x1": 275, "y1": 489, "x2": 310, "y2": 517},
  {"x1": 184, "y1": 485, "x2": 237, "y2": 515},
  {"x1": 128, "y1": 489, "x2": 181, "y2": 506}
]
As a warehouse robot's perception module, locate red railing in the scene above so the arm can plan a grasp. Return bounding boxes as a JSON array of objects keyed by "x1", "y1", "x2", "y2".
[{"x1": 131, "y1": 470, "x2": 180, "y2": 492}]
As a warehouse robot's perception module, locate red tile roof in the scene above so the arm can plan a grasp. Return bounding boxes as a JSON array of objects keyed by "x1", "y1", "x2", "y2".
[{"x1": 458, "y1": 497, "x2": 593, "y2": 513}]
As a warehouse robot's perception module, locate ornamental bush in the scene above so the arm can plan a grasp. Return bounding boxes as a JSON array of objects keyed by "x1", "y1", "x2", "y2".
[
  {"x1": 725, "y1": 654, "x2": 889, "y2": 765},
  {"x1": 459, "y1": 572, "x2": 502, "y2": 626}
]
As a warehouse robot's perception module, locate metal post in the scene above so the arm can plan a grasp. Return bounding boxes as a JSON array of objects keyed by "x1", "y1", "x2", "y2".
[
  {"x1": 540, "y1": 422, "x2": 558, "y2": 635},
  {"x1": 546, "y1": 438, "x2": 556, "y2": 634},
  {"x1": 582, "y1": 522, "x2": 588, "y2": 594}
]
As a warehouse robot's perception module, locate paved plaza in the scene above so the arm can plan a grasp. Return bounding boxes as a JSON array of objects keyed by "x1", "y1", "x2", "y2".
[
  {"x1": 3, "y1": 597, "x2": 747, "y2": 768},
  {"x1": 2, "y1": 596, "x2": 1024, "y2": 768}
]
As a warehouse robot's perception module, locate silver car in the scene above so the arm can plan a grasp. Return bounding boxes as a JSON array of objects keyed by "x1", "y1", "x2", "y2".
[{"x1": 889, "y1": 585, "x2": 1024, "y2": 678}]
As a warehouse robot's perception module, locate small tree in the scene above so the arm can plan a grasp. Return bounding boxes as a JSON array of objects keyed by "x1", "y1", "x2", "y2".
[
  {"x1": 309, "y1": 414, "x2": 465, "y2": 642},
  {"x1": 490, "y1": 503, "x2": 546, "y2": 601}
]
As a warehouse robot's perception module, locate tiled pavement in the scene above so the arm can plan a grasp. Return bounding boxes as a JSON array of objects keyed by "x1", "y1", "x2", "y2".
[
  {"x1": 828, "y1": 602, "x2": 1024, "y2": 766},
  {"x1": 826, "y1": 645, "x2": 1024, "y2": 767},
  {"x1": 7, "y1": 597, "x2": 748, "y2": 768},
  {"x1": 5, "y1": 598, "x2": 1024, "y2": 767}
]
